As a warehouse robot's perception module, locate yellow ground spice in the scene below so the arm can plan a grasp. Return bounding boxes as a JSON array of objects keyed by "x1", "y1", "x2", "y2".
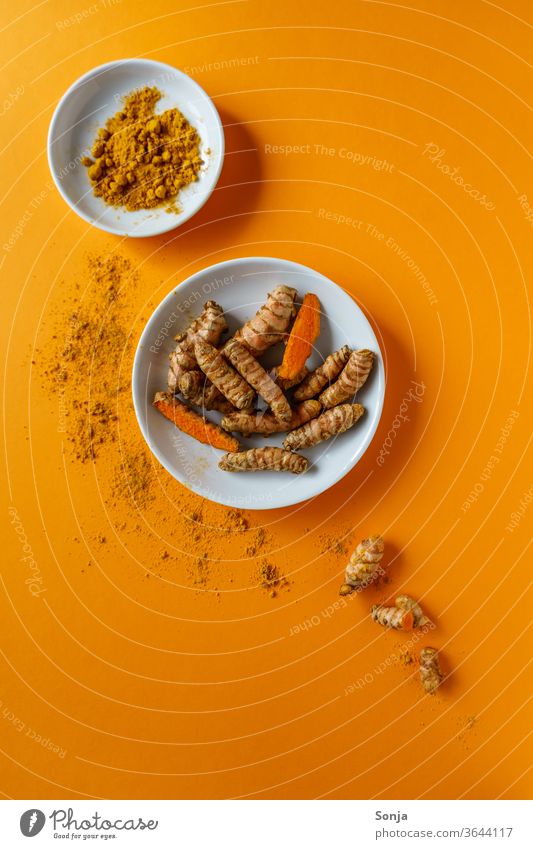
[
  {"x1": 82, "y1": 86, "x2": 203, "y2": 211},
  {"x1": 40, "y1": 253, "x2": 137, "y2": 462}
]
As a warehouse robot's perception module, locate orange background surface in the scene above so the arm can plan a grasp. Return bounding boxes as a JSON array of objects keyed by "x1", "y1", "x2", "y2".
[{"x1": 1, "y1": 0, "x2": 532, "y2": 800}]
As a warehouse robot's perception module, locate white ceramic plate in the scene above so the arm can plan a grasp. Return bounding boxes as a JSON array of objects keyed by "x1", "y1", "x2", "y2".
[
  {"x1": 132, "y1": 257, "x2": 385, "y2": 509},
  {"x1": 47, "y1": 59, "x2": 224, "y2": 237}
]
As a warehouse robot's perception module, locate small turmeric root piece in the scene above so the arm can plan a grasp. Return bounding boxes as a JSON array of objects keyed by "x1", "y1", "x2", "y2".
[
  {"x1": 278, "y1": 293, "x2": 321, "y2": 380},
  {"x1": 219, "y1": 447, "x2": 308, "y2": 474},
  {"x1": 221, "y1": 400, "x2": 321, "y2": 436},
  {"x1": 168, "y1": 300, "x2": 228, "y2": 390},
  {"x1": 319, "y1": 349, "x2": 374, "y2": 409},
  {"x1": 395, "y1": 594, "x2": 430, "y2": 627},
  {"x1": 283, "y1": 403, "x2": 364, "y2": 450},
  {"x1": 419, "y1": 647, "x2": 443, "y2": 694},
  {"x1": 294, "y1": 345, "x2": 352, "y2": 401},
  {"x1": 223, "y1": 338, "x2": 291, "y2": 424},
  {"x1": 339, "y1": 535, "x2": 384, "y2": 595},
  {"x1": 194, "y1": 337, "x2": 255, "y2": 410},
  {"x1": 371, "y1": 603, "x2": 414, "y2": 631},
  {"x1": 153, "y1": 392, "x2": 240, "y2": 452},
  {"x1": 371, "y1": 595, "x2": 429, "y2": 631},
  {"x1": 235, "y1": 285, "x2": 297, "y2": 355}
]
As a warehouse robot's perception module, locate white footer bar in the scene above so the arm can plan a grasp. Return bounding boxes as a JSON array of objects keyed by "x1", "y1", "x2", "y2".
[{"x1": 0, "y1": 799, "x2": 529, "y2": 848}]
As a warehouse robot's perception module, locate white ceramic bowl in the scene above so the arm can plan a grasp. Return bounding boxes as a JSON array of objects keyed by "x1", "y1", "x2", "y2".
[
  {"x1": 133, "y1": 257, "x2": 384, "y2": 509},
  {"x1": 47, "y1": 59, "x2": 224, "y2": 237}
]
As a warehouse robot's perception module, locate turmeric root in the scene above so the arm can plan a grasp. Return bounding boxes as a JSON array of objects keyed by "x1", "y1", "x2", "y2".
[
  {"x1": 371, "y1": 603, "x2": 414, "y2": 631},
  {"x1": 167, "y1": 300, "x2": 227, "y2": 391},
  {"x1": 395, "y1": 594, "x2": 430, "y2": 627},
  {"x1": 294, "y1": 345, "x2": 352, "y2": 401},
  {"x1": 419, "y1": 647, "x2": 443, "y2": 694},
  {"x1": 272, "y1": 365, "x2": 309, "y2": 391},
  {"x1": 219, "y1": 447, "x2": 308, "y2": 474},
  {"x1": 371, "y1": 595, "x2": 429, "y2": 631},
  {"x1": 223, "y1": 338, "x2": 291, "y2": 424},
  {"x1": 278, "y1": 293, "x2": 321, "y2": 380},
  {"x1": 283, "y1": 403, "x2": 364, "y2": 450},
  {"x1": 194, "y1": 337, "x2": 255, "y2": 410},
  {"x1": 153, "y1": 392, "x2": 240, "y2": 452},
  {"x1": 221, "y1": 400, "x2": 321, "y2": 436},
  {"x1": 234, "y1": 285, "x2": 297, "y2": 355},
  {"x1": 179, "y1": 372, "x2": 235, "y2": 414},
  {"x1": 339, "y1": 535, "x2": 384, "y2": 595},
  {"x1": 319, "y1": 349, "x2": 374, "y2": 409}
]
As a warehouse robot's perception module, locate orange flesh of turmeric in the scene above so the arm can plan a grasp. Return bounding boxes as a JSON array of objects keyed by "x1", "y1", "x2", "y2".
[
  {"x1": 153, "y1": 393, "x2": 240, "y2": 452},
  {"x1": 401, "y1": 610, "x2": 415, "y2": 631},
  {"x1": 278, "y1": 293, "x2": 321, "y2": 380}
]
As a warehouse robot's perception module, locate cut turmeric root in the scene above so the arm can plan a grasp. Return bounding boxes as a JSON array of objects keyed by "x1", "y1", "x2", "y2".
[
  {"x1": 371, "y1": 595, "x2": 429, "y2": 631},
  {"x1": 278, "y1": 293, "x2": 321, "y2": 380},
  {"x1": 371, "y1": 604, "x2": 414, "y2": 630},
  {"x1": 271, "y1": 365, "x2": 309, "y2": 391},
  {"x1": 153, "y1": 392, "x2": 240, "y2": 452}
]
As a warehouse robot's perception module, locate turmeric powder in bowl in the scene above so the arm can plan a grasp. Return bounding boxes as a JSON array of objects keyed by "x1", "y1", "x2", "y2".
[{"x1": 82, "y1": 86, "x2": 203, "y2": 212}]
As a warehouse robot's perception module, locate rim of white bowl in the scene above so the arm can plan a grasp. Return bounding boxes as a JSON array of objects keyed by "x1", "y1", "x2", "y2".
[{"x1": 47, "y1": 58, "x2": 225, "y2": 238}]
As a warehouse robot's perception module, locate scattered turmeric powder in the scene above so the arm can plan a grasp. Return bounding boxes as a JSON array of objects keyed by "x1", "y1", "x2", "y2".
[
  {"x1": 255, "y1": 559, "x2": 289, "y2": 597},
  {"x1": 339, "y1": 535, "x2": 384, "y2": 595},
  {"x1": 39, "y1": 253, "x2": 136, "y2": 462},
  {"x1": 83, "y1": 86, "x2": 203, "y2": 212},
  {"x1": 278, "y1": 293, "x2": 321, "y2": 380},
  {"x1": 153, "y1": 391, "x2": 240, "y2": 452},
  {"x1": 283, "y1": 403, "x2": 364, "y2": 450}
]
